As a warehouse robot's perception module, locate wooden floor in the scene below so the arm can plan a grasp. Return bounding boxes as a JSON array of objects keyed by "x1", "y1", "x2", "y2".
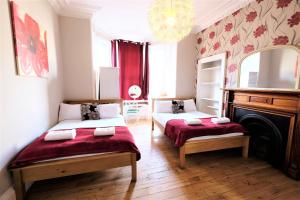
[{"x1": 27, "y1": 120, "x2": 300, "y2": 200}]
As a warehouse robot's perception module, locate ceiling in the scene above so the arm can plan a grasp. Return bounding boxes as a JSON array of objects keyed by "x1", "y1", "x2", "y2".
[{"x1": 49, "y1": 0, "x2": 253, "y2": 42}]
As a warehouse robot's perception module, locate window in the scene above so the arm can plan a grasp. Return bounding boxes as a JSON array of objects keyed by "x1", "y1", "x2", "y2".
[
  {"x1": 92, "y1": 34, "x2": 111, "y2": 68},
  {"x1": 149, "y1": 44, "x2": 177, "y2": 97}
]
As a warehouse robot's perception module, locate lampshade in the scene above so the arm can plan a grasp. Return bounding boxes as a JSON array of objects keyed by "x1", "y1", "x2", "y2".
[{"x1": 149, "y1": 0, "x2": 195, "y2": 42}]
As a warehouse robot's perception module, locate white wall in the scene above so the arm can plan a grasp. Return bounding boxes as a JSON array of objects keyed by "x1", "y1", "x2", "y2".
[
  {"x1": 60, "y1": 17, "x2": 94, "y2": 100},
  {"x1": 0, "y1": 0, "x2": 64, "y2": 197},
  {"x1": 176, "y1": 34, "x2": 197, "y2": 97}
]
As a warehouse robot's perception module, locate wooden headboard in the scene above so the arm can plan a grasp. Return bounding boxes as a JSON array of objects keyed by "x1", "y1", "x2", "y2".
[
  {"x1": 64, "y1": 99, "x2": 123, "y2": 113},
  {"x1": 151, "y1": 97, "x2": 194, "y2": 113}
]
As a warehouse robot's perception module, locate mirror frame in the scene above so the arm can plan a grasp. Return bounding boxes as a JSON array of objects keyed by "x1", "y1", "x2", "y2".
[{"x1": 237, "y1": 45, "x2": 300, "y2": 90}]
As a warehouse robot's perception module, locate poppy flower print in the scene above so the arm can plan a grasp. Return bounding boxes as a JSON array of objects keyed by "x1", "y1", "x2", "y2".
[
  {"x1": 196, "y1": 0, "x2": 299, "y2": 88},
  {"x1": 10, "y1": 1, "x2": 48, "y2": 78},
  {"x1": 277, "y1": 0, "x2": 292, "y2": 8},
  {"x1": 230, "y1": 35, "x2": 240, "y2": 45},
  {"x1": 200, "y1": 47, "x2": 206, "y2": 55},
  {"x1": 228, "y1": 64, "x2": 237, "y2": 73},
  {"x1": 244, "y1": 45, "x2": 255, "y2": 54},
  {"x1": 213, "y1": 42, "x2": 220, "y2": 51},
  {"x1": 246, "y1": 11, "x2": 257, "y2": 22},
  {"x1": 225, "y1": 23, "x2": 233, "y2": 32},
  {"x1": 253, "y1": 25, "x2": 267, "y2": 38},
  {"x1": 197, "y1": 37, "x2": 202, "y2": 44},
  {"x1": 273, "y1": 36, "x2": 289, "y2": 45},
  {"x1": 288, "y1": 12, "x2": 300, "y2": 27}
]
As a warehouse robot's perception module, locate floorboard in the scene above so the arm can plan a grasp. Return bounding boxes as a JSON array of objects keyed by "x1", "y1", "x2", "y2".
[{"x1": 27, "y1": 120, "x2": 300, "y2": 200}]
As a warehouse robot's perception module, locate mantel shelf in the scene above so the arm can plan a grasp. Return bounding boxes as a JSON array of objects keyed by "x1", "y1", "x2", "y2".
[{"x1": 223, "y1": 88, "x2": 300, "y2": 94}]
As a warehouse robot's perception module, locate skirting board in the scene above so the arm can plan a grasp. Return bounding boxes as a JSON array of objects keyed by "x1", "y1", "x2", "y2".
[{"x1": 0, "y1": 187, "x2": 15, "y2": 200}]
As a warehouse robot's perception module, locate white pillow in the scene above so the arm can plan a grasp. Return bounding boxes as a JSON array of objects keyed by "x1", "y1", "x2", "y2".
[
  {"x1": 184, "y1": 99, "x2": 197, "y2": 112},
  {"x1": 154, "y1": 100, "x2": 172, "y2": 113},
  {"x1": 58, "y1": 103, "x2": 81, "y2": 122},
  {"x1": 98, "y1": 103, "x2": 120, "y2": 119}
]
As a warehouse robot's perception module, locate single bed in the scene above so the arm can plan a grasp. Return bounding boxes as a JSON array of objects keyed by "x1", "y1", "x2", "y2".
[
  {"x1": 152, "y1": 98, "x2": 250, "y2": 168},
  {"x1": 9, "y1": 99, "x2": 140, "y2": 200}
]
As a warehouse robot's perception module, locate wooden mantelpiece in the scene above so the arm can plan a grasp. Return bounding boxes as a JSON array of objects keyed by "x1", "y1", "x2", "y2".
[
  {"x1": 224, "y1": 88, "x2": 300, "y2": 95},
  {"x1": 223, "y1": 88, "x2": 300, "y2": 180}
]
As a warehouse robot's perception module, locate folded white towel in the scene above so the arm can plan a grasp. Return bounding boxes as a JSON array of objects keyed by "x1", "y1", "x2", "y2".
[
  {"x1": 211, "y1": 117, "x2": 231, "y2": 124},
  {"x1": 185, "y1": 118, "x2": 202, "y2": 125},
  {"x1": 44, "y1": 129, "x2": 76, "y2": 141},
  {"x1": 94, "y1": 127, "x2": 115, "y2": 136}
]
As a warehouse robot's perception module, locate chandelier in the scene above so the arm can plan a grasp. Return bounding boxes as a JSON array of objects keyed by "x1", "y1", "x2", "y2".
[{"x1": 149, "y1": 0, "x2": 195, "y2": 42}]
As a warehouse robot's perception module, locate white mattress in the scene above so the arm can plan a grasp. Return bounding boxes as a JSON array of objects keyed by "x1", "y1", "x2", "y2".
[
  {"x1": 50, "y1": 115, "x2": 126, "y2": 131},
  {"x1": 152, "y1": 111, "x2": 243, "y2": 141},
  {"x1": 152, "y1": 111, "x2": 212, "y2": 128}
]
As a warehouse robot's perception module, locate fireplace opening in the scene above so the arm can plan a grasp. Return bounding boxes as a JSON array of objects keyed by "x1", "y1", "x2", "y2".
[{"x1": 233, "y1": 108, "x2": 291, "y2": 169}]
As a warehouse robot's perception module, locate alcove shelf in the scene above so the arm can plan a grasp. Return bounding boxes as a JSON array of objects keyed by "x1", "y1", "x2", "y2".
[{"x1": 196, "y1": 53, "x2": 226, "y2": 116}]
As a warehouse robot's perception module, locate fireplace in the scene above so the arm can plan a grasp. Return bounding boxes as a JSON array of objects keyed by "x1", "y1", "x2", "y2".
[
  {"x1": 233, "y1": 108, "x2": 290, "y2": 169},
  {"x1": 224, "y1": 89, "x2": 300, "y2": 179}
]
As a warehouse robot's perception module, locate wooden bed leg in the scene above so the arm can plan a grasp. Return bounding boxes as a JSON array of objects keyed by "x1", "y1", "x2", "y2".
[
  {"x1": 151, "y1": 119, "x2": 155, "y2": 140},
  {"x1": 179, "y1": 146, "x2": 186, "y2": 169},
  {"x1": 151, "y1": 119, "x2": 154, "y2": 131},
  {"x1": 12, "y1": 169, "x2": 25, "y2": 200},
  {"x1": 242, "y1": 136, "x2": 250, "y2": 159},
  {"x1": 131, "y1": 153, "x2": 137, "y2": 182}
]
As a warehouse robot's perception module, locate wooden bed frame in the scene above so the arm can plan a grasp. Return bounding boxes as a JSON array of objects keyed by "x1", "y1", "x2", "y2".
[
  {"x1": 151, "y1": 97, "x2": 250, "y2": 168},
  {"x1": 10, "y1": 99, "x2": 137, "y2": 200}
]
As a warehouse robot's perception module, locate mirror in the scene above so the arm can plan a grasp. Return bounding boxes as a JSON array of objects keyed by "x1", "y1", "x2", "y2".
[
  {"x1": 128, "y1": 85, "x2": 141, "y2": 99},
  {"x1": 239, "y1": 46, "x2": 300, "y2": 90}
]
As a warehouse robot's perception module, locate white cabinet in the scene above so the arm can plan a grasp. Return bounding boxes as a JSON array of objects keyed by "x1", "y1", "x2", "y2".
[
  {"x1": 99, "y1": 67, "x2": 120, "y2": 99},
  {"x1": 196, "y1": 53, "x2": 226, "y2": 117},
  {"x1": 123, "y1": 100, "x2": 149, "y2": 122}
]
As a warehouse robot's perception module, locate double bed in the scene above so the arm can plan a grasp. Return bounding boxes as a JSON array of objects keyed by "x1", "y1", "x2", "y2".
[
  {"x1": 152, "y1": 98, "x2": 250, "y2": 168},
  {"x1": 10, "y1": 99, "x2": 140, "y2": 200}
]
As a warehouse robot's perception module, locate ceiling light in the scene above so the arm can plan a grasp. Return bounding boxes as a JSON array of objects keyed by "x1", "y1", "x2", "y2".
[{"x1": 149, "y1": 0, "x2": 195, "y2": 42}]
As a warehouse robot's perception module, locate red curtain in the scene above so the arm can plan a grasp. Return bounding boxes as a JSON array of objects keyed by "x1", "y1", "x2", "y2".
[
  {"x1": 111, "y1": 40, "x2": 117, "y2": 67},
  {"x1": 118, "y1": 40, "x2": 143, "y2": 100},
  {"x1": 142, "y1": 42, "x2": 149, "y2": 100}
]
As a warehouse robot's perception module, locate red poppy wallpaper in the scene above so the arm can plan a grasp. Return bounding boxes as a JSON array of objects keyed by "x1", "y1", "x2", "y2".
[
  {"x1": 197, "y1": 0, "x2": 300, "y2": 87},
  {"x1": 10, "y1": 1, "x2": 49, "y2": 78}
]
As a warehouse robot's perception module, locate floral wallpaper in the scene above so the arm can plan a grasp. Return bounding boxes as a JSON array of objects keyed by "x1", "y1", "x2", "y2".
[{"x1": 196, "y1": 0, "x2": 300, "y2": 87}]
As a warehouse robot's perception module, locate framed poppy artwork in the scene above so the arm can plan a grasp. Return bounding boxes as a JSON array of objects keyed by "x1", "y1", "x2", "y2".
[{"x1": 10, "y1": 1, "x2": 49, "y2": 78}]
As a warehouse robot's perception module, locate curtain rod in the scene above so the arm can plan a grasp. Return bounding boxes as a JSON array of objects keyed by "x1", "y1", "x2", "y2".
[{"x1": 112, "y1": 39, "x2": 151, "y2": 45}]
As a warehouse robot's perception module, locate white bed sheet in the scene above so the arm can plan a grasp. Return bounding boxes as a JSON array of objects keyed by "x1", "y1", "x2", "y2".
[
  {"x1": 50, "y1": 115, "x2": 126, "y2": 131},
  {"x1": 152, "y1": 111, "x2": 212, "y2": 128},
  {"x1": 152, "y1": 111, "x2": 243, "y2": 141}
]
